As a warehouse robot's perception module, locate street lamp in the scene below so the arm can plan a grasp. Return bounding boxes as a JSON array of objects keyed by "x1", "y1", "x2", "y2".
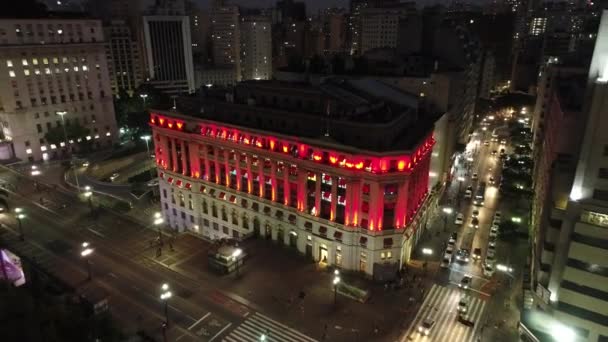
[
  {"x1": 160, "y1": 283, "x2": 172, "y2": 325},
  {"x1": 84, "y1": 186, "x2": 93, "y2": 212},
  {"x1": 232, "y1": 248, "x2": 242, "y2": 276},
  {"x1": 140, "y1": 135, "x2": 151, "y2": 156},
  {"x1": 422, "y1": 248, "x2": 433, "y2": 270},
  {"x1": 140, "y1": 93, "x2": 148, "y2": 107},
  {"x1": 56, "y1": 111, "x2": 81, "y2": 192},
  {"x1": 333, "y1": 269, "x2": 341, "y2": 306},
  {"x1": 154, "y1": 212, "x2": 164, "y2": 246},
  {"x1": 14, "y1": 208, "x2": 25, "y2": 241},
  {"x1": 81, "y1": 242, "x2": 94, "y2": 280},
  {"x1": 442, "y1": 207, "x2": 453, "y2": 231}
]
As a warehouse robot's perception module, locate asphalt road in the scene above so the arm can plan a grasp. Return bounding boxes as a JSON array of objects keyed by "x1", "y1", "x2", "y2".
[{"x1": 0, "y1": 167, "x2": 257, "y2": 342}]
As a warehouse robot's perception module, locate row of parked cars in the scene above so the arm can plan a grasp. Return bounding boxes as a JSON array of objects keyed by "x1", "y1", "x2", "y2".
[{"x1": 482, "y1": 211, "x2": 502, "y2": 277}]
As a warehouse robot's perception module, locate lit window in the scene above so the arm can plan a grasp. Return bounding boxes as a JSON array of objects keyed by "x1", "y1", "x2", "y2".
[
  {"x1": 105, "y1": 132, "x2": 111, "y2": 136},
  {"x1": 50, "y1": 144, "x2": 57, "y2": 149},
  {"x1": 62, "y1": 57, "x2": 68, "y2": 63},
  {"x1": 44, "y1": 68, "x2": 51, "y2": 74},
  {"x1": 64, "y1": 68, "x2": 69, "y2": 73},
  {"x1": 60, "y1": 142, "x2": 65, "y2": 147},
  {"x1": 32, "y1": 58, "x2": 38, "y2": 65},
  {"x1": 9, "y1": 70, "x2": 15, "y2": 78},
  {"x1": 94, "y1": 134, "x2": 99, "y2": 139},
  {"x1": 42, "y1": 58, "x2": 48, "y2": 65},
  {"x1": 40, "y1": 146, "x2": 47, "y2": 151},
  {"x1": 53, "y1": 57, "x2": 59, "y2": 64},
  {"x1": 6, "y1": 60, "x2": 13, "y2": 67},
  {"x1": 22, "y1": 59, "x2": 28, "y2": 66},
  {"x1": 86, "y1": 135, "x2": 91, "y2": 140},
  {"x1": 26, "y1": 149, "x2": 32, "y2": 154},
  {"x1": 82, "y1": 65, "x2": 88, "y2": 71},
  {"x1": 24, "y1": 69, "x2": 30, "y2": 76},
  {"x1": 34, "y1": 69, "x2": 40, "y2": 75}
]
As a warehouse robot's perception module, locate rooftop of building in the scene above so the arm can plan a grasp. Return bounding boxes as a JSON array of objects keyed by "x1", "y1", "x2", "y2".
[{"x1": 165, "y1": 79, "x2": 437, "y2": 154}]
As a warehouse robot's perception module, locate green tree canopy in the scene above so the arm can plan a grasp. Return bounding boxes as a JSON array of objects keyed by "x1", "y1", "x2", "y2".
[{"x1": 44, "y1": 123, "x2": 90, "y2": 146}]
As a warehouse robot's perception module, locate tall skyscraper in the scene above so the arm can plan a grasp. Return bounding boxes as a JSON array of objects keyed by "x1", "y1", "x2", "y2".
[
  {"x1": 527, "y1": 9, "x2": 608, "y2": 342},
  {"x1": 240, "y1": 16, "x2": 272, "y2": 81},
  {"x1": 0, "y1": 18, "x2": 118, "y2": 162},
  {"x1": 208, "y1": 3, "x2": 241, "y2": 84},
  {"x1": 105, "y1": 20, "x2": 143, "y2": 97},
  {"x1": 359, "y1": 2, "x2": 416, "y2": 54},
  {"x1": 142, "y1": 16, "x2": 195, "y2": 94}
]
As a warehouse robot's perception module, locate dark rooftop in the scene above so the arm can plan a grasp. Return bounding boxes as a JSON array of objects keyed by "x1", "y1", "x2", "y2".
[{"x1": 171, "y1": 79, "x2": 436, "y2": 153}]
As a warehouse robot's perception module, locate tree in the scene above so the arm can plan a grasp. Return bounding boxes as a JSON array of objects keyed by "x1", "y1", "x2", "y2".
[{"x1": 44, "y1": 123, "x2": 91, "y2": 147}]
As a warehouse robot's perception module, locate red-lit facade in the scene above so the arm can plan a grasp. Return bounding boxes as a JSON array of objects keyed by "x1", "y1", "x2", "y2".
[{"x1": 151, "y1": 110, "x2": 435, "y2": 275}]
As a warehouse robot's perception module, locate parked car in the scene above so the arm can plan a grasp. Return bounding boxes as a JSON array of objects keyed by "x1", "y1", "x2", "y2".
[
  {"x1": 485, "y1": 254, "x2": 496, "y2": 265},
  {"x1": 483, "y1": 263, "x2": 495, "y2": 277},
  {"x1": 472, "y1": 173, "x2": 478, "y2": 181},
  {"x1": 449, "y1": 232, "x2": 458, "y2": 245},
  {"x1": 441, "y1": 254, "x2": 452, "y2": 268},
  {"x1": 494, "y1": 211, "x2": 502, "y2": 220},
  {"x1": 464, "y1": 190, "x2": 472, "y2": 199},
  {"x1": 457, "y1": 296, "x2": 470, "y2": 313}
]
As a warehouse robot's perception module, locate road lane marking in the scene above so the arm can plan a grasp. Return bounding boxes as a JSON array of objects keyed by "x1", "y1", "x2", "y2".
[
  {"x1": 209, "y1": 322, "x2": 232, "y2": 342},
  {"x1": 87, "y1": 228, "x2": 106, "y2": 238},
  {"x1": 188, "y1": 312, "x2": 210, "y2": 330}
]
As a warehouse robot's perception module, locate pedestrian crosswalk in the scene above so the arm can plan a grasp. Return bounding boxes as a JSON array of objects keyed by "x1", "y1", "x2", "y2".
[
  {"x1": 223, "y1": 312, "x2": 317, "y2": 342},
  {"x1": 400, "y1": 284, "x2": 487, "y2": 342}
]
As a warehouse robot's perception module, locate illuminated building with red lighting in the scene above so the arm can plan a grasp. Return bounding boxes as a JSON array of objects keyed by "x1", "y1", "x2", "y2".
[{"x1": 150, "y1": 79, "x2": 439, "y2": 276}]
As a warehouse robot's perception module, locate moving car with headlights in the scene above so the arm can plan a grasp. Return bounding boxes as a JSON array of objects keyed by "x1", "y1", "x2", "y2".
[
  {"x1": 454, "y1": 213, "x2": 464, "y2": 225},
  {"x1": 418, "y1": 318, "x2": 435, "y2": 336},
  {"x1": 457, "y1": 296, "x2": 470, "y2": 313},
  {"x1": 441, "y1": 254, "x2": 452, "y2": 268},
  {"x1": 459, "y1": 275, "x2": 472, "y2": 289},
  {"x1": 472, "y1": 248, "x2": 482, "y2": 261},
  {"x1": 472, "y1": 173, "x2": 478, "y2": 181},
  {"x1": 470, "y1": 217, "x2": 479, "y2": 229},
  {"x1": 472, "y1": 209, "x2": 479, "y2": 218},
  {"x1": 456, "y1": 249, "x2": 470, "y2": 263}
]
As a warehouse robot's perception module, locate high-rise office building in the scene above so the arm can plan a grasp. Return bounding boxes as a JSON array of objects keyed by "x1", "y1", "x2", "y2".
[
  {"x1": 105, "y1": 20, "x2": 143, "y2": 97},
  {"x1": 211, "y1": 4, "x2": 240, "y2": 69},
  {"x1": 142, "y1": 16, "x2": 195, "y2": 94},
  {"x1": 0, "y1": 18, "x2": 118, "y2": 162},
  {"x1": 360, "y1": 3, "x2": 416, "y2": 54},
  {"x1": 526, "y1": 10, "x2": 608, "y2": 342},
  {"x1": 240, "y1": 16, "x2": 272, "y2": 81}
]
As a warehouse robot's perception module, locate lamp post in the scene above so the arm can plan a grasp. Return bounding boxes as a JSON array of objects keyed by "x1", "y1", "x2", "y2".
[
  {"x1": 15, "y1": 208, "x2": 25, "y2": 241},
  {"x1": 81, "y1": 242, "x2": 94, "y2": 280},
  {"x1": 232, "y1": 248, "x2": 242, "y2": 276},
  {"x1": 422, "y1": 248, "x2": 433, "y2": 271},
  {"x1": 140, "y1": 93, "x2": 148, "y2": 107},
  {"x1": 333, "y1": 269, "x2": 341, "y2": 306},
  {"x1": 84, "y1": 186, "x2": 93, "y2": 212},
  {"x1": 442, "y1": 207, "x2": 453, "y2": 232},
  {"x1": 160, "y1": 283, "x2": 172, "y2": 325},
  {"x1": 56, "y1": 111, "x2": 80, "y2": 192},
  {"x1": 140, "y1": 135, "x2": 151, "y2": 156},
  {"x1": 496, "y1": 264, "x2": 514, "y2": 288},
  {"x1": 154, "y1": 212, "x2": 164, "y2": 246}
]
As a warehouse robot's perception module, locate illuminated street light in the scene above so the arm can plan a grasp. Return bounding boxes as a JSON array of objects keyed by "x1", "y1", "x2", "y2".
[
  {"x1": 140, "y1": 93, "x2": 149, "y2": 107},
  {"x1": 496, "y1": 264, "x2": 513, "y2": 273},
  {"x1": 84, "y1": 186, "x2": 93, "y2": 211},
  {"x1": 232, "y1": 248, "x2": 242, "y2": 276},
  {"x1": 15, "y1": 208, "x2": 25, "y2": 241},
  {"x1": 154, "y1": 212, "x2": 164, "y2": 247},
  {"x1": 332, "y1": 271, "x2": 341, "y2": 306},
  {"x1": 160, "y1": 283, "x2": 172, "y2": 325},
  {"x1": 56, "y1": 111, "x2": 81, "y2": 192},
  {"x1": 140, "y1": 135, "x2": 151, "y2": 155},
  {"x1": 81, "y1": 242, "x2": 94, "y2": 280},
  {"x1": 511, "y1": 217, "x2": 522, "y2": 224},
  {"x1": 422, "y1": 248, "x2": 433, "y2": 271},
  {"x1": 550, "y1": 321, "x2": 576, "y2": 342}
]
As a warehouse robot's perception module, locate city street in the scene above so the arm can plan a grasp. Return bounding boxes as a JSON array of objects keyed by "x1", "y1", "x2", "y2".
[{"x1": 400, "y1": 116, "x2": 524, "y2": 342}]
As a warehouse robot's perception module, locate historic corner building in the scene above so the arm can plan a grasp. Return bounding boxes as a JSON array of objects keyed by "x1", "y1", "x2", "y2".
[{"x1": 150, "y1": 80, "x2": 440, "y2": 278}]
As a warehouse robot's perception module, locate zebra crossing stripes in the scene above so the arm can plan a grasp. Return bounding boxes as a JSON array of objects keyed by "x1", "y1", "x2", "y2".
[
  {"x1": 223, "y1": 312, "x2": 317, "y2": 342},
  {"x1": 400, "y1": 284, "x2": 487, "y2": 342}
]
